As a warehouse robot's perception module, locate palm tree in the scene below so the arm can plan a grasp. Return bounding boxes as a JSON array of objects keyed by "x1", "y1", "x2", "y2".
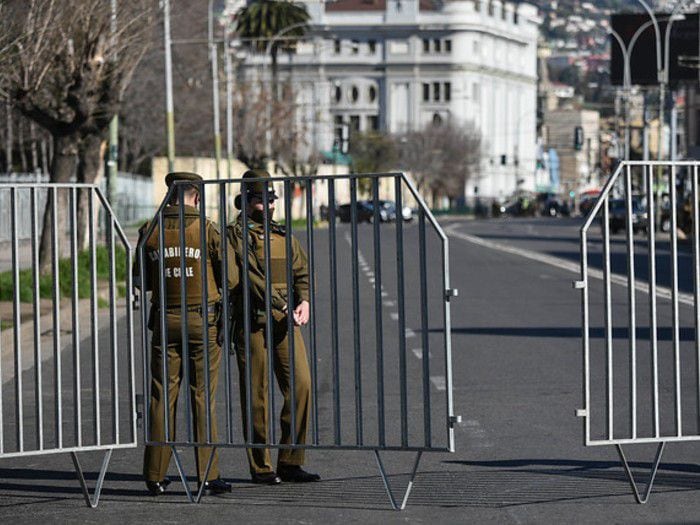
[{"x1": 234, "y1": 0, "x2": 310, "y2": 102}]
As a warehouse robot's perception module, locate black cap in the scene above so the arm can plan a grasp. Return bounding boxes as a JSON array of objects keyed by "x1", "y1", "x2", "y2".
[
  {"x1": 234, "y1": 169, "x2": 277, "y2": 210},
  {"x1": 165, "y1": 171, "x2": 203, "y2": 187}
]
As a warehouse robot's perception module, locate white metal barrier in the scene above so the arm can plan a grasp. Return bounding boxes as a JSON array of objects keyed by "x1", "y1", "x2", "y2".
[
  {"x1": 0, "y1": 183, "x2": 137, "y2": 507},
  {"x1": 577, "y1": 161, "x2": 700, "y2": 503}
]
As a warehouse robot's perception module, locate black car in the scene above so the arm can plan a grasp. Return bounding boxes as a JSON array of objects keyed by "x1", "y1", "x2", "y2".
[
  {"x1": 337, "y1": 201, "x2": 373, "y2": 223},
  {"x1": 608, "y1": 198, "x2": 647, "y2": 234}
]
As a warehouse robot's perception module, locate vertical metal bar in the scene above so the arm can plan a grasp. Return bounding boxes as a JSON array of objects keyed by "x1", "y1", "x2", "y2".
[
  {"x1": 328, "y1": 178, "x2": 341, "y2": 445},
  {"x1": 349, "y1": 177, "x2": 362, "y2": 445},
  {"x1": 51, "y1": 188, "x2": 62, "y2": 448},
  {"x1": 219, "y1": 182, "x2": 232, "y2": 444},
  {"x1": 372, "y1": 177, "x2": 385, "y2": 447},
  {"x1": 442, "y1": 218, "x2": 455, "y2": 451},
  {"x1": 240, "y1": 182, "x2": 254, "y2": 444},
  {"x1": 125, "y1": 238, "x2": 136, "y2": 444},
  {"x1": 669, "y1": 164, "x2": 681, "y2": 436},
  {"x1": 178, "y1": 186, "x2": 193, "y2": 443},
  {"x1": 581, "y1": 231, "x2": 591, "y2": 445},
  {"x1": 30, "y1": 187, "x2": 43, "y2": 449},
  {"x1": 418, "y1": 207, "x2": 431, "y2": 448},
  {"x1": 70, "y1": 187, "x2": 81, "y2": 447},
  {"x1": 693, "y1": 165, "x2": 700, "y2": 434},
  {"x1": 305, "y1": 180, "x2": 319, "y2": 445},
  {"x1": 646, "y1": 165, "x2": 660, "y2": 437},
  {"x1": 284, "y1": 179, "x2": 297, "y2": 444},
  {"x1": 88, "y1": 190, "x2": 100, "y2": 446},
  {"x1": 198, "y1": 182, "x2": 212, "y2": 443},
  {"x1": 109, "y1": 216, "x2": 119, "y2": 443},
  {"x1": 603, "y1": 197, "x2": 613, "y2": 440},
  {"x1": 624, "y1": 164, "x2": 637, "y2": 439},
  {"x1": 11, "y1": 187, "x2": 23, "y2": 451},
  {"x1": 262, "y1": 184, "x2": 275, "y2": 445},
  {"x1": 395, "y1": 176, "x2": 408, "y2": 447},
  {"x1": 138, "y1": 240, "x2": 150, "y2": 443},
  {"x1": 157, "y1": 211, "x2": 169, "y2": 442}
]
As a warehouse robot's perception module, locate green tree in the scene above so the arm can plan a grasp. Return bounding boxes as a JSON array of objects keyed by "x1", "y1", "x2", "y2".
[
  {"x1": 234, "y1": 0, "x2": 310, "y2": 102},
  {"x1": 348, "y1": 131, "x2": 398, "y2": 195}
]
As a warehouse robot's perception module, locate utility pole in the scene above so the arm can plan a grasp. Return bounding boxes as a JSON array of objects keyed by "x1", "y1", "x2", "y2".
[
  {"x1": 107, "y1": 0, "x2": 119, "y2": 203},
  {"x1": 163, "y1": 0, "x2": 176, "y2": 172},
  {"x1": 208, "y1": 0, "x2": 222, "y2": 180}
]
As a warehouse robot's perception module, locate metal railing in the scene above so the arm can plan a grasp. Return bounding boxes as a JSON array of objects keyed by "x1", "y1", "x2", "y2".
[
  {"x1": 0, "y1": 182, "x2": 137, "y2": 507},
  {"x1": 577, "y1": 160, "x2": 700, "y2": 503},
  {"x1": 136, "y1": 172, "x2": 459, "y2": 508}
]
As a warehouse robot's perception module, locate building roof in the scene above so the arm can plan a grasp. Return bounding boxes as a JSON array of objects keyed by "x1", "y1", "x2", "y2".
[{"x1": 325, "y1": 0, "x2": 438, "y2": 12}]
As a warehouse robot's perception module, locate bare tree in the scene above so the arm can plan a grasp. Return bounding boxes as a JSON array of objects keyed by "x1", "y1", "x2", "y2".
[
  {"x1": 0, "y1": 0, "x2": 155, "y2": 268},
  {"x1": 396, "y1": 121, "x2": 482, "y2": 208}
]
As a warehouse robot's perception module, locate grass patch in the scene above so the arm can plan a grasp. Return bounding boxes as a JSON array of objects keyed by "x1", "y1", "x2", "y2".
[
  {"x1": 0, "y1": 245, "x2": 128, "y2": 304},
  {"x1": 0, "y1": 320, "x2": 12, "y2": 331}
]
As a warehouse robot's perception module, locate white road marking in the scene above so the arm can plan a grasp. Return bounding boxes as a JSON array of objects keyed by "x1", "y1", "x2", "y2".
[
  {"x1": 389, "y1": 312, "x2": 399, "y2": 321},
  {"x1": 384, "y1": 300, "x2": 395, "y2": 307},
  {"x1": 412, "y1": 348, "x2": 432, "y2": 359},
  {"x1": 381, "y1": 291, "x2": 389, "y2": 297},
  {"x1": 430, "y1": 376, "x2": 446, "y2": 391},
  {"x1": 405, "y1": 328, "x2": 416, "y2": 338},
  {"x1": 445, "y1": 223, "x2": 694, "y2": 307}
]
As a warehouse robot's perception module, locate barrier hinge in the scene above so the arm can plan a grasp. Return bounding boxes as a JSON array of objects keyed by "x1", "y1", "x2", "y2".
[
  {"x1": 573, "y1": 280, "x2": 586, "y2": 290},
  {"x1": 445, "y1": 288, "x2": 459, "y2": 301},
  {"x1": 136, "y1": 394, "x2": 144, "y2": 427},
  {"x1": 449, "y1": 415, "x2": 462, "y2": 426},
  {"x1": 576, "y1": 409, "x2": 588, "y2": 417}
]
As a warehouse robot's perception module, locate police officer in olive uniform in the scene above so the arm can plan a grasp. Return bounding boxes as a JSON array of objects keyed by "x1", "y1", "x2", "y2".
[
  {"x1": 227, "y1": 169, "x2": 320, "y2": 484},
  {"x1": 137, "y1": 172, "x2": 274, "y2": 496}
]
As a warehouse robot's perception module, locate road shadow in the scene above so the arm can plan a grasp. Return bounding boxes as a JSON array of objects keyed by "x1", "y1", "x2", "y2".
[
  {"x1": 1, "y1": 458, "x2": 698, "y2": 509},
  {"x1": 439, "y1": 326, "x2": 697, "y2": 341}
]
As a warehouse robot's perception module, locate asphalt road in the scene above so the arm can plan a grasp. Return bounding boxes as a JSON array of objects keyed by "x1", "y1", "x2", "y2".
[{"x1": 0, "y1": 216, "x2": 699, "y2": 523}]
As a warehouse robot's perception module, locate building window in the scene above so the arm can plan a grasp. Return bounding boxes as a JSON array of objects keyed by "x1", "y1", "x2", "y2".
[
  {"x1": 445, "y1": 39, "x2": 452, "y2": 53},
  {"x1": 434, "y1": 39, "x2": 441, "y2": 53},
  {"x1": 350, "y1": 115, "x2": 360, "y2": 133},
  {"x1": 502, "y1": 3, "x2": 507, "y2": 19},
  {"x1": 334, "y1": 39, "x2": 341, "y2": 54},
  {"x1": 444, "y1": 82, "x2": 451, "y2": 102},
  {"x1": 433, "y1": 82, "x2": 440, "y2": 102},
  {"x1": 432, "y1": 113, "x2": 443, "y2": 126},
  {"x1": 350, "y1": 86, "x2": 359, "y2": 103},
  {"x1": 369, "y1": 85, "x2": 377, "y2": 102},
  {"x1": 368, "y1": 115, "x2": 380, "y2": 131},
  {"x1": 334, "y1": 85, "x2": 342, "y2": 103},
  {"x1": 334, "y1": 115, "x2": 344, "y2": 144},
  {"x1": 488, "y1": 1, "x2": 494, "y2": 16},
  {"x1": 475, "y1": 0, "x2": 481, "y2": 10},
  {"x1": 423, "y1": 39, "x2": 430, "y2": 53},
  {"x1": 422, "y1": 83, "x2": 430, "y2": 102},
  {"x1": 369, "y1": 39, "x2": 377, "y2": 54},
  {"x1": 351, "y1": 40, "x2": 360, "y2": 54}
]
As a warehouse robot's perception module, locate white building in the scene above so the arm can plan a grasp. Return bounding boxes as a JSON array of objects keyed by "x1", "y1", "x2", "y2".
[{"x1": 236, "y1": 0, "x2": 539, "y2": 199}]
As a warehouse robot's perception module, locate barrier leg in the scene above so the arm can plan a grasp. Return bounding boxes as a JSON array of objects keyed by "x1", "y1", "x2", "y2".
[
  {"x1": 616, "y1": 442, "x2": 665, "y2": 504},
  {"x1": 70, "y1": 449, "x2": 113, "y2": 508},
  {"x1": 373, "y1": 450, "x2": 422, "y2": 511},
  {"x1": 171, "y1": 445, "x2": 218, "y2": 503}
]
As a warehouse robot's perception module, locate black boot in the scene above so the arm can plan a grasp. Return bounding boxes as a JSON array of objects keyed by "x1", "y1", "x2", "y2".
[
  {"x1": 278, "y1": 465, "x2": 321, "y2": 483},
  {"x1": 145, "y1": 478, "x2": 171, "y2": 496},
  {"x1": 251, "y1": 471, "x2": 282, "y2": 485},
  {"x1": 199, "y1": 477, "x2": 232, "y2": 495}
]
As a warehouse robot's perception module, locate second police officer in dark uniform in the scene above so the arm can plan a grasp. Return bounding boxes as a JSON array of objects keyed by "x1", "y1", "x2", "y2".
[{"x1": 227, "y1": 169, "x2": 320, "y2": 484}]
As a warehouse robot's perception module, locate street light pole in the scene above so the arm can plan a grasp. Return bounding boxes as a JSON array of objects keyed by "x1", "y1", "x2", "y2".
[
  {"x1": 107, "y1": 0, "x2": 119, "y2": 204},
  {"x1": 163, "y1": 0, "x2": 176, "y2": 173},
  {"x1": 208, "y1": 0, "x2": 222, "y2": 180}
]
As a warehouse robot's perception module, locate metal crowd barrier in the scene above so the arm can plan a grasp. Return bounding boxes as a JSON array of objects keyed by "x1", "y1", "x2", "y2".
[
  {"x1": 577, "y1": 160, "x2": 700, "y2": 503},
  {"x1": 0, "y1": 183, "x2": 137, "y2": 507},
  {"x1": 136, "y1": 172, "x2": 459, "y2": 508}
]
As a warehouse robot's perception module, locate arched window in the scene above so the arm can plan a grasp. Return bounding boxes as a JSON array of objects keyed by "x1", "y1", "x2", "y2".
[
  {"x1": 432, "y1": 113, "x2": 443, "y2": 126},
  {"x1": 350, "y1": 85, "x2": 359, "y2": 103},
  {"x1": 368, "y1": 85, "x2": 377, "y2": 102},
  {"x1": 334, "y1": 85, "x2": 342, "y2": 103}
]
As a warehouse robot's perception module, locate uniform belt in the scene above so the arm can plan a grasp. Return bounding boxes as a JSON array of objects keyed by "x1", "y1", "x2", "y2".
[{"x1": 157, "y1": 302, "x2": 218, "y2": 314}]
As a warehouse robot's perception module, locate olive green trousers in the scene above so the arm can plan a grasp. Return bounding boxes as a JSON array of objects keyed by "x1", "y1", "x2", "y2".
[
  {"x1": 235, "y1": 321, "x2": 311, "y2": 475},
  {"x1": 144, "y1": 309, "x2": 221, "y2": 482}
]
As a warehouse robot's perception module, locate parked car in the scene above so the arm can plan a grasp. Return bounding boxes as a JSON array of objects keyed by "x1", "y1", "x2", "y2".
[
  {"x1": 337, "y1": 201, "x2": 373, "y2": 223},
  {"x1": 541, "y1": 197, "x2": 570, "y2": 217},
  {"x1": 608, "y1": 198, "x2": 647, "y2": 234}
]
